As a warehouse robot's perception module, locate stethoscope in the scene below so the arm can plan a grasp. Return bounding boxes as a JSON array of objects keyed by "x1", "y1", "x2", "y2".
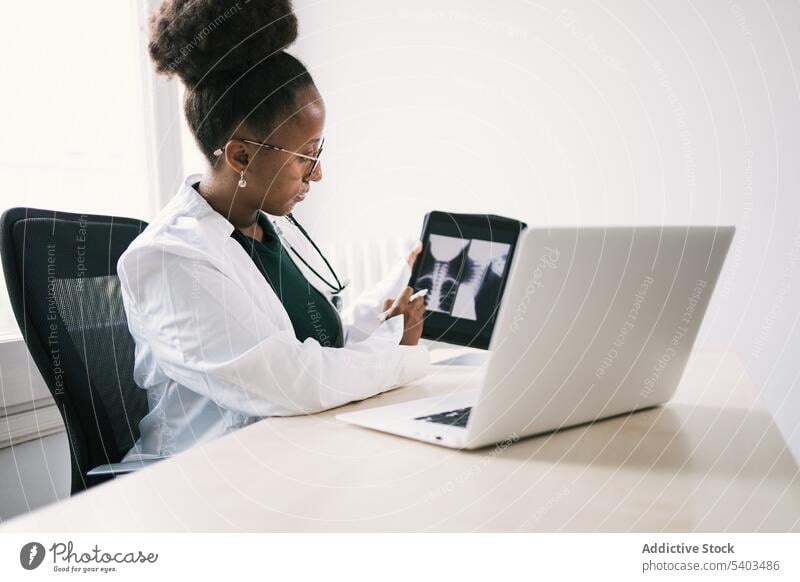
[{"x1": 271, "y1": 212, "x2": 349, "y2": 311}]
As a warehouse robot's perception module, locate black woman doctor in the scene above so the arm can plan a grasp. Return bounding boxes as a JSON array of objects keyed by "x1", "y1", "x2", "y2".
[{"x1": 117, "y1": 0, "x2": 429, "y2": 462}]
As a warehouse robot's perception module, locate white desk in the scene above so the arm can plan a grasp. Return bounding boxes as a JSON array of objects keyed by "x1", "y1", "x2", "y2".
[{"x1": 2, "y1": 349, "x2": 798, "y2": 532}]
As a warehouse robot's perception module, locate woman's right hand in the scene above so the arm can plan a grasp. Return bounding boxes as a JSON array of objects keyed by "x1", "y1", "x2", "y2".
[{"x1": 382, "y1": 286, "x2": 426, "y2": 346}]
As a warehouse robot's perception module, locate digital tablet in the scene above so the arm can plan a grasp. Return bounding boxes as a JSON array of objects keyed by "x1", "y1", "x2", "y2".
[{"x1": 408, "y1": 211, "x2": 527, "y2": 349}]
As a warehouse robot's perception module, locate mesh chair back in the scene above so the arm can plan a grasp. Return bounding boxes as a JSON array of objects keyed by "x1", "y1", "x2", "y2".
[{"x1": 0, "y1": 207, "x2": 149, "y2": 493}]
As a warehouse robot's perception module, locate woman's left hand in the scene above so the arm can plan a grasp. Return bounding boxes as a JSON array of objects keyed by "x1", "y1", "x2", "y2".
[{"x1": 406, "y1": 240, "x2": 423, "y2": 268}]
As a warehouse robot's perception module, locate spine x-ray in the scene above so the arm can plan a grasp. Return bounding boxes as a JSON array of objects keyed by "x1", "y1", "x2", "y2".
[{"x1": 415, "y1": 234, "x2": 510, "y2": 322}]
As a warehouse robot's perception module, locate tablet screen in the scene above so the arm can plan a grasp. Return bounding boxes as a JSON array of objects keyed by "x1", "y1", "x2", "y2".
[{"x1": 408, "y1": 211, "x2": 527, "y2": 349}]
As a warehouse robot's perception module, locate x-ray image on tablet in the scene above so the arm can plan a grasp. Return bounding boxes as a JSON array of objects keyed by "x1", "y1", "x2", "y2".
[
  {"x1": 408, "y1": 211, "x2": 527, "y2": 349},
  {"x1": 415, "y1": 234, "x2": 510, "y2": 321}
]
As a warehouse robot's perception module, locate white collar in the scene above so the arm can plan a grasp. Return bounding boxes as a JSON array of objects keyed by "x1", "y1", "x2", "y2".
[
  {"x1": 172, "y1": 173, "x2": 291, "y2": 244},
  {"x1": 174, "y1": 173, "x2": 236, "y2": 237}
]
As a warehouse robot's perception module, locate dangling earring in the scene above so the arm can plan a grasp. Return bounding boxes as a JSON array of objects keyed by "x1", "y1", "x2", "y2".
[{"x1": 238, "y1": 170, "x2": 247, "y2": 188}]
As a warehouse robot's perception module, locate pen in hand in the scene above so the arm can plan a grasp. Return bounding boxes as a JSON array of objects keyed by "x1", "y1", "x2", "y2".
[{"x1": 378, "y1": 288, "x2": 428, "y2": 323}]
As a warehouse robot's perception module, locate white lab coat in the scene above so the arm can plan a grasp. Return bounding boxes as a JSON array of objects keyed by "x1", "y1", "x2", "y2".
[{"x1": 119, "y1": 175, "x2": 430, "y2": 461}]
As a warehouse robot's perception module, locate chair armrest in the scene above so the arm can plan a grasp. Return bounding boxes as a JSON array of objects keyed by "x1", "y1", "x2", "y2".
[{"x1": 86, "y1": 458, "x2": 164, "y2": 476}]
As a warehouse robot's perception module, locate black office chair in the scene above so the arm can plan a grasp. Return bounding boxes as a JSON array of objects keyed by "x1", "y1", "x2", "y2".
[{"x1": 0, "y1": 207, "x2": 151, "y2": 494}]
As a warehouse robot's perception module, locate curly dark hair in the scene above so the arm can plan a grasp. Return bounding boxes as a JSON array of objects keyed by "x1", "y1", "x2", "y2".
[{"x1": 148, "y1": 0, "x2": 316, "y2": 163}]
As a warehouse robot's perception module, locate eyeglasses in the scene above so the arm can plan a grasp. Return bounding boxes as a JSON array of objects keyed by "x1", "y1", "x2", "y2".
[{"x1": 213, "y1": 137, "x2": 324, "y2": 180}]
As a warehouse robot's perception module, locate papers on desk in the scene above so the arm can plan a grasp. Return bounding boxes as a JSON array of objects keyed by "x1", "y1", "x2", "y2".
[{"x1": 429, "y1": 347, "x2": 489, "y2": 366}]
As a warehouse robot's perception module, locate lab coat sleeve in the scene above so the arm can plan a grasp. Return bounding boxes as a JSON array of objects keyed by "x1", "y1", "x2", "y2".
[
  {"x1": 119, "y1": 247, "x2": 430, "y2": 418},
  {"x1": 340, "y1": 256, "x2": 414, "y2": 345}
]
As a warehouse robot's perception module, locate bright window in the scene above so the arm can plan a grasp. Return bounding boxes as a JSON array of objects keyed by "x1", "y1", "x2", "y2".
[{"x1": 0, "y1": 1, "x2": 155, "y2": 337}]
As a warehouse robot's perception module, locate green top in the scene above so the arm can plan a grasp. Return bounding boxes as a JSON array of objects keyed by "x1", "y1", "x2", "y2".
[{"x1": 230, "y1": 212, "x2": 344, "y2": 348}]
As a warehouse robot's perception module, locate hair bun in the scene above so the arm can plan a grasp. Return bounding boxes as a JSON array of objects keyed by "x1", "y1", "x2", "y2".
[{"x1": 148, "y1": 0, "x2": 299, "y2": 88}]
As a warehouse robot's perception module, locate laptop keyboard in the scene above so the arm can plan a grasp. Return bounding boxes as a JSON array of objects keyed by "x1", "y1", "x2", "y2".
[{"x1": 414, "y1": 407, "x2": 472, "y2": 428}]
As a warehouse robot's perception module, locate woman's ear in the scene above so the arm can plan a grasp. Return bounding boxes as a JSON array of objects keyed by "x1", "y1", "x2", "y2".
[{"x1": 223, "y1": 140, "x2": 249, "y2": 173}]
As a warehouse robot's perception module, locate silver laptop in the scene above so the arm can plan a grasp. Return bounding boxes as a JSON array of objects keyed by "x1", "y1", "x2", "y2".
[{"x1": 337, "y1": 226, "x2": 735, "y2": 449}]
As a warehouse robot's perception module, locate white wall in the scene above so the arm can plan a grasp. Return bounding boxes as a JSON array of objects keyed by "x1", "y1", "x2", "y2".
[
  {"x1": 0, "y1": 432, "x2": 69, "y2": 522},
  {"x1": 256, "y1": 0, "x2": 800, "y2": 460}
]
